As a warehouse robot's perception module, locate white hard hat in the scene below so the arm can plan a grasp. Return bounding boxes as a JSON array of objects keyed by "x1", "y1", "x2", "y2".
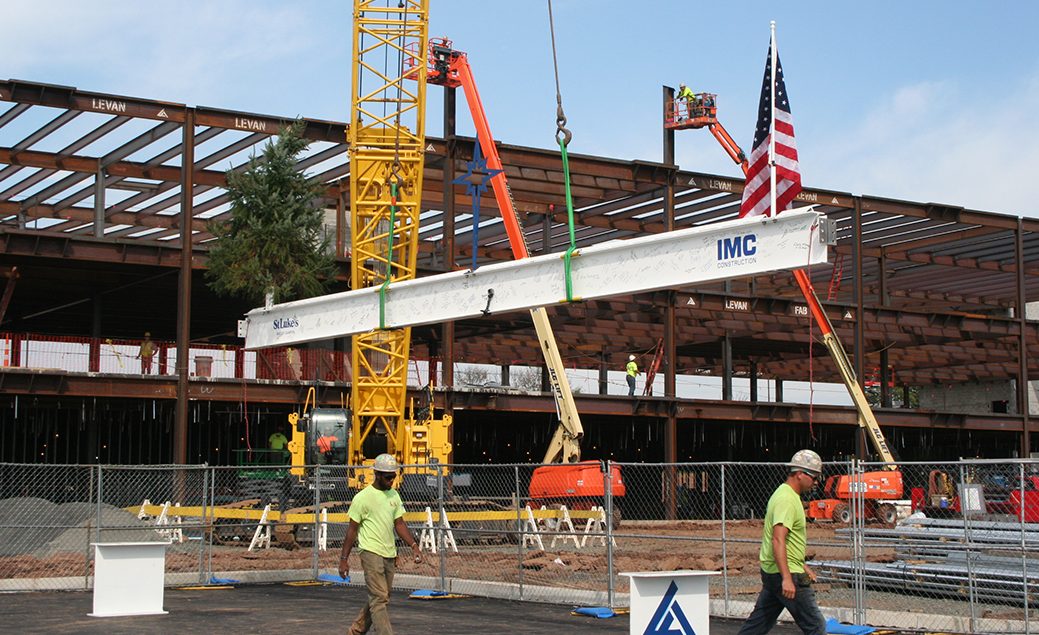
[
  {"x1": 629, "y1": 354, "x2": 636, "y2": 361},
  {"x1": 372, "y1": 453, "x2": 400, "y2": 474},
  {"x1": 788, "y1": 449, "x2": 822, "y2": 477}
]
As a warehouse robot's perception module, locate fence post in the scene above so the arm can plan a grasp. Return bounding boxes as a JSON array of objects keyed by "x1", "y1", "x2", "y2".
[
  {"x1": 851, "y1": 459, "x2": 865, "y2": 625},
  {"x1": 95, "y1": 465, "x2": 103, "y2": 546},
  {"x1": 721, "y1": 463, "x2": 729, "y2": 616},
  {"x1": 198, "y1": 467, "x2": 209, "y2": 584},
  {"x1": 959, "y1": 461, "x2": 978, "y2": 633},
  {"x1": 84, "y1": 465, "x2": 96, "y2": 589},
  {"x1": 515, "y1": 465, "x2": 524, "y2": 600},
  {"x1": 1020, "y1": 462, "x2": 1031, "y2": 634},
  {"x1": 313, "y1": 465, "x2": 322, "y2": 579},
  {"x1": 605, "y1": 460, "x2": 615, "y2": 609},
  {"x1": 206, "y1": 467, "x2": 216, "y2": 583},
  {"x1": 438, "y1": 463, "x2": 447, "y2": 592}
]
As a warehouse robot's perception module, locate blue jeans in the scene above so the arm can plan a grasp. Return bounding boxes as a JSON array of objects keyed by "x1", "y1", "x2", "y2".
[
  {"x1": 627, "y1": 375, "x2": 636, "y2": 396},
  {"x1": 737, "y1": 570, "x2": 826, "y2": 635}
]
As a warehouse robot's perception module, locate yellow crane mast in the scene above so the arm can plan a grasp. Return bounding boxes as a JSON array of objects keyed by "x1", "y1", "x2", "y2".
[{"x1": 348, "y1": 0, "x2": 430, "y2": 468}]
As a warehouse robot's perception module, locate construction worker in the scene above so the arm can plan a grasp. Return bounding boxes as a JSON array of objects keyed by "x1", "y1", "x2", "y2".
[
  {"x1": 315, "y1": 433, "x2": 339, "y2": 464},
  {"x1": 626, "y1": 354, "x2": 640, "y2": 396},
  {"x1": 738, "y1": 449, "x2": 826, "y2": 635},
  {"x1": 677, "y1": 83, "x2": 697, "y2": 120},
  {"x1": 268, "y1": 426, "x2": 289, "y2": 461},
  {"x1": 339, "y1": 453, "x2": 423, "y2": 635},
  {"x1": 136, "y1": 332, "x2": 155, "y2": 375}
]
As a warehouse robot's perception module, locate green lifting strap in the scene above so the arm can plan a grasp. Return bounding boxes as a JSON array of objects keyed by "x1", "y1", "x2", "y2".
[
  {"x1": 558, "y1": 138, "x2": 578, "y2": 302},
  {"x1": 379, "y1": 181, "x2": 399, "y2": 330}
]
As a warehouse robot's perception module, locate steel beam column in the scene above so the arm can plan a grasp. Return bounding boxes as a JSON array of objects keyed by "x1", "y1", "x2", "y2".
[
  {"x1": 880, "y1": 349, "x2": 891, "y2": 408},
  {"x1": 442, "y1": 85, "x2": 457, "y2": 391},
  {"x1": 722, "y1": 334, "x2": 733, "y2": 401},
  {"x1": 662, "y1": 86, "x2": 678, "y2": 479},
  {"x1": 93, "y1": 160, "x2": 105, "y2": 238},
  {"x1": 878, "y1": 248, "x2": 891, "y2": 407},
  {"x1": 853, "y1": 196, "x2": 866, "y2": 458},
  {"x1": 1017, "y1": 219, "x2": 1031, "y2": 456},
  {"x1": 173, "y1": 109, "x2": 194, "y2": 464}
]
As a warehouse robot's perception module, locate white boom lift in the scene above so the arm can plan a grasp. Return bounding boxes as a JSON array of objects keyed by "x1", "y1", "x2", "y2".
[{"x1": 242, "y1": 208, "x2": 831, "y2": 348}]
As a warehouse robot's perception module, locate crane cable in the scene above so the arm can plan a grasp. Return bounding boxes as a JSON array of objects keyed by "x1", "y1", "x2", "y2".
[
  {"x1": 379, "y1": 0, "x2": 410, "y2": 329},
  {"x1": 546, "y1": 0, "x2": 578, "y2": 302}
]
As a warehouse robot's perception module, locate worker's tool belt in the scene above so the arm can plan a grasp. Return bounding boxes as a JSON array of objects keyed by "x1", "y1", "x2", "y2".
[{"x1": 793, "y1": 572, "x2": 813, "y2": 587}]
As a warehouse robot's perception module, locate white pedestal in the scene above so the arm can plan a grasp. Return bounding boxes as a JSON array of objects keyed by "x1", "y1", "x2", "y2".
[
  {"x1": 90, "y1": 542, "x2": 170, "y2": 617},
  {"x1": 622, "y1": 570, "x2": 718, "y2": 635}
]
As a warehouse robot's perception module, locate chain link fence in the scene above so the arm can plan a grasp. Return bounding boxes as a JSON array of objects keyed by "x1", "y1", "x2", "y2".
[{"x1": 0, "y1": 459, "x2": 1036, "y2": 632}]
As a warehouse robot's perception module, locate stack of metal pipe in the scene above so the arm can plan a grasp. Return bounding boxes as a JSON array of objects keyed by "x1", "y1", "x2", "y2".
[{"x1": 811, "y1": 516, "x2": 1039, "y2": 605}]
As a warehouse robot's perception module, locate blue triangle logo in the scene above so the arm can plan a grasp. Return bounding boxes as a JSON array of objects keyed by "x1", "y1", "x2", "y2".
[{"x1": 643, "y1": 580, "x2": 696, "y2": 635}]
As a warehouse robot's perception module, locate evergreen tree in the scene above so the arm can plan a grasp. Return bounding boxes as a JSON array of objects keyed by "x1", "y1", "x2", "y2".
[{"x1": 205, "y1": 120, "x2": 337, "y2": 305}]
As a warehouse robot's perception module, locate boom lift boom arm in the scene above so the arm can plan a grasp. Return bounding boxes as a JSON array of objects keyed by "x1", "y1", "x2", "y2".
[
  {"x1": 672, "y1": 90, "x2": 895, "y2": 465},
  {"x1": 427, "y1": 38, "x2": 582, "y2": 464}
]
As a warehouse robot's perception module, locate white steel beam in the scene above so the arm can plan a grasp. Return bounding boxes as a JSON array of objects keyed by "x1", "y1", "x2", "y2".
[{"x1": 243, "y1": 209, "x2": 832, "y2": 349}]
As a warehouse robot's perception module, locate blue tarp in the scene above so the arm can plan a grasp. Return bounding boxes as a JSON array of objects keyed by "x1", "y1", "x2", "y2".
[
  {"x1": 572, "y1": 606, "x2": 617, "y2": 619},
  {"x1": 825, "y1": 617, "x2": 875, "y2": 635},
  {"x1": 316, "y1": 573, "x2": 351, "y2": 585}
]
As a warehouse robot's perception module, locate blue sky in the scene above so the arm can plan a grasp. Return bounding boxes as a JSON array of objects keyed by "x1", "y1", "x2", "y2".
[{"x1": 5, "y1": 0, "x2": 1039, "y2": 218}]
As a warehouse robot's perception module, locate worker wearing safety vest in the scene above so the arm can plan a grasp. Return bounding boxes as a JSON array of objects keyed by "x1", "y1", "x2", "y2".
[
  {"x1": 677, "y1": 83, "x2": 698, "y2": 120},
  {"x1": 626, "y1": 354, "x2": 639, "y2": 396}
]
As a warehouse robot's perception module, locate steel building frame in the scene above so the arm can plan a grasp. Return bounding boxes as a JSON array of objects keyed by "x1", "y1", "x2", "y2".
[{"x1": 0, "y1": 80, "x2": 1036, "y2": 461}]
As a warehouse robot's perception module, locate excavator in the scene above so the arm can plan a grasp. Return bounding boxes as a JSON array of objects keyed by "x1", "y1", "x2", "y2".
[{"x1": 667, "y1": 89, "x2": 904, "y2": 523}]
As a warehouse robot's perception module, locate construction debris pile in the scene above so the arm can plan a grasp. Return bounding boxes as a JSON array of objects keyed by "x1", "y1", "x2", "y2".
[
  {"x1": 0, "y1": 496, "x2": 163, "y2": 559},
  {"x1": 812, "y1": 515, "x2": 1039, "y2": 605}
]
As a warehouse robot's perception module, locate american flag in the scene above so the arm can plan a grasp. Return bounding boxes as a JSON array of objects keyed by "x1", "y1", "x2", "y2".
[{"x1": 739, "y1": 39, "x2": 802, "y2": 218}]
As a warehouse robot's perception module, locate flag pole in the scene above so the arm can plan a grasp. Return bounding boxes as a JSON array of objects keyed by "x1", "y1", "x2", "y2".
[{"x1": 769, "y1": 20, "x2": 777, "y2": 217}]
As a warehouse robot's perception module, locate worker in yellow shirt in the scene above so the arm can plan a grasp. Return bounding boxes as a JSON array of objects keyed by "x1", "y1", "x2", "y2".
[
  {"x1": 268, "y1": 426, "x2": 289, "y2": 462},
  {"x1": 339, "y1": 454, "x2": 423, "y2": 635},
  {"x1": 677, "y1": 83, "x2": 698, "y2": 120},
  {"x1": 626, "y1": 354, "x2": 640, "y2": 396}
]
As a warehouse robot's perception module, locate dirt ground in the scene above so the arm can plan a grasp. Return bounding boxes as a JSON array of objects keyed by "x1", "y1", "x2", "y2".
[{"x1": 0, "y1": 519, "x2": 859, "y2": 583}]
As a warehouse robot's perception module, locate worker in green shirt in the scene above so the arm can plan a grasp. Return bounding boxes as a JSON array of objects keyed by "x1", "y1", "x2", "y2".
[
  {"x1": 626, "y1": 354, "x2": 640, "y2": 396},
  {"x1": 268, "y1": 427, "x2": 288, "y2": 451},
  {"x1": 738, "y1": 449, "x2": 826, "y2": 635},
  {"x1": 339, "y1": 453, "x2": 423, "y2": 635},
  {"x1": 267, "y1": 426, "x2": 289, "y2": 463}
]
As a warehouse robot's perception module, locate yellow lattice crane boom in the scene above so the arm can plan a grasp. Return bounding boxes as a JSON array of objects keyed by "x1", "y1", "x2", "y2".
[{"x1": 349, "y1": 0, "x2": 431, "y2": 469}]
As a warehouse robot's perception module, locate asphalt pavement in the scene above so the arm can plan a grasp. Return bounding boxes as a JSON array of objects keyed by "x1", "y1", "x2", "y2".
[{"x1": 0, "y1": 582, "x2": 814, "y2": 634}]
